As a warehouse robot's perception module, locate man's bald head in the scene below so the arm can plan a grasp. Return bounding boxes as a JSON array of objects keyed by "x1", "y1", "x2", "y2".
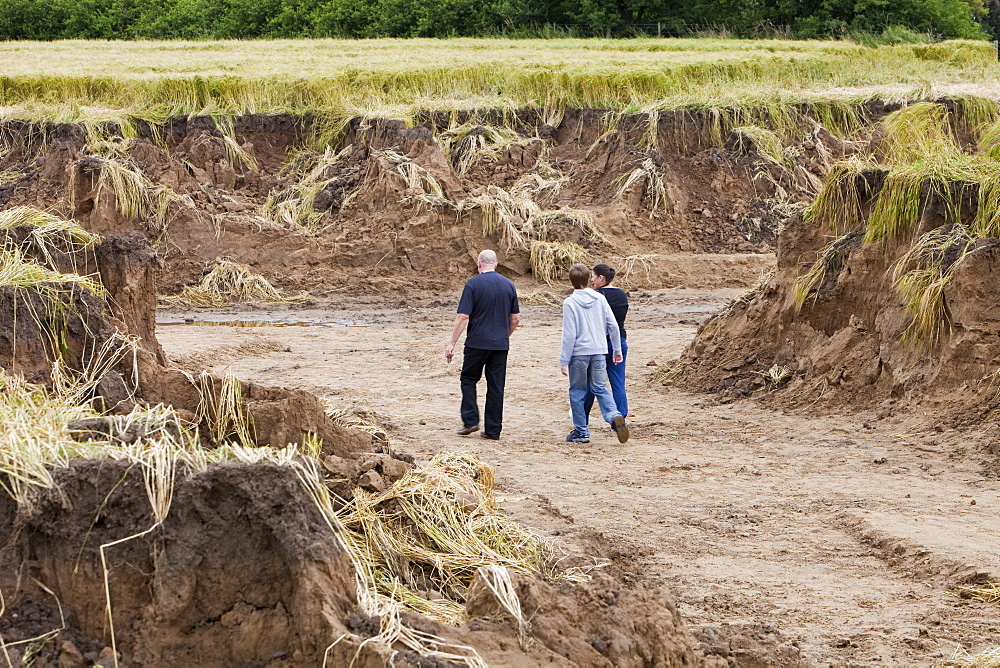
[{"x1": 477, "y1": 250, "x2": 498, "y2": 272}]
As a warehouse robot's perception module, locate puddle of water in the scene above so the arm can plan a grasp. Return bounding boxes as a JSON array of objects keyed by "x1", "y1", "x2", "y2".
[{"x1": 157, "y1": 319, "x2": 373, "y2": 328}]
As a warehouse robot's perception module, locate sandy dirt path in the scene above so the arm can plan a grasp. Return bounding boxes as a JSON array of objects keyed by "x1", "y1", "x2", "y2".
[{"x1": 157, "y1": 288, "x2": 1000, "y2": 667}]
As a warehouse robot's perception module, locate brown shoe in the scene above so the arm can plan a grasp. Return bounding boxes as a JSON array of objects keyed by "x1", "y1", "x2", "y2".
[
  {"x1": 612, "y1": 416, "x2": 629, "y2": 443},
  {"x1": 456, "y1": 424, "x2": 480, "y2": 436}
]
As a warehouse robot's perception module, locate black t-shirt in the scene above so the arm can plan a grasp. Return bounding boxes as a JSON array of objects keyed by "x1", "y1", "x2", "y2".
[
  {"x1": 457, "y1": 271, "x2": 520, "y2": 350},
  {"x1": 597, "y1": 286, "x2": 628, "y2": 339}
]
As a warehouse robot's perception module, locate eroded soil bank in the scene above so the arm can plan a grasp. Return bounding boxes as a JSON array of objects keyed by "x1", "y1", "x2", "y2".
[
  {"x1": 157, "y1": 292, "x2": 1000, "y2": 666},
  {"x1": 0, "y1": 107, "x2": 856, "y2": 295}
]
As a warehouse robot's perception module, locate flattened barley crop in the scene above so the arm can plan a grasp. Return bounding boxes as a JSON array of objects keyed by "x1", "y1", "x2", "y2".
[{"x1": 0, "y1": 39, "x2": 995, "y2": 124}]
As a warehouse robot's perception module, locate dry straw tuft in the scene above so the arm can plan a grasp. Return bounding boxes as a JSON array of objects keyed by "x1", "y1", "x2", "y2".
[
  {"x1": 529, "y1": 241, "x2": 587, "y2": 286},
  {"x1": 937, "y1": 647, "x2": 1000, "y2": 668},
  {"x1": 890, "y1": 225, "x2": 975, "y2": 347},
  {"x1": 262, "y1": 145, "x2": 354, "y2": 232},
  {"x1": 335, "y1": 451, "x2": 587, "y2": 626},
  {"x1": 731, "y1": 125, "x2": 787, "y2": 165},
  {"x1": 955, "y1": 582, "x2": 1000, "y2": 603},
  {"x1": 614, "y1": 158, "x2": 668, "y2": 217},
  {"x1": 159, "y1": 258, "x2": 301, "y2": 308},
  {"x1": 792, "y1": 234, "x2": 857, "y2": 312}
]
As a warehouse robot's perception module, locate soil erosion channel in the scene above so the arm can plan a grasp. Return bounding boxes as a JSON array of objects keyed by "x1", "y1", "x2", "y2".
[{"x1": 158, "y1": 289, "x2": 1000, "y2": 666}]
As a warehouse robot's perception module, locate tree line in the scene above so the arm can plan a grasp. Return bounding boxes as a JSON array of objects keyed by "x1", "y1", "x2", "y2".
[{"x1": 0, "y1": 0, "x2": 991, "y2": 41}]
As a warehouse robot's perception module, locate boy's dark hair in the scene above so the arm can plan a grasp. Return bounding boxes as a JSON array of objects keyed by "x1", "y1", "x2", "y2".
[
  {"x1": 593, "y1": 263, "x2": 616, "y2": 284},
  {"x1": 569, "y1": 263, "x2": 590, "y2": 289}
]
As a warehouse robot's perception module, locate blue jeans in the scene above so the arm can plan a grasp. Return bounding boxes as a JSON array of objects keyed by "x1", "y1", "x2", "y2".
[
  {"x1": 568, "y1": 354, "x2": 621, "y2": 437},
  {"x1": 584, "y1": 337, "x2": 628, "y2": 422}
]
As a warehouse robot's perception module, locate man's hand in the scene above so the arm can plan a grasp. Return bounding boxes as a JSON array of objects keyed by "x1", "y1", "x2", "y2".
[
  {"x1": 561, "y1": 365, "x2": 568, "y2": 376},
  {"x1": 447, "y1": 313, "x2": 469, "y2": 361},
  {"x1": 612, "y1": 354, "x2": 623, "y2": 365}
]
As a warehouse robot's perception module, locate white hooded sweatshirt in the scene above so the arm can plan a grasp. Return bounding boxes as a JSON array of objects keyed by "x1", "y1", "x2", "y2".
[{"x1": 559, "y1": 288, "x2": 622, "y2": 366}]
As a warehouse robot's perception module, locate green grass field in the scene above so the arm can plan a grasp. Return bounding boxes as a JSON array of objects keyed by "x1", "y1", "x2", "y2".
[{"x1": 0, "y1": 38, "x2": 998, "y2": 123}]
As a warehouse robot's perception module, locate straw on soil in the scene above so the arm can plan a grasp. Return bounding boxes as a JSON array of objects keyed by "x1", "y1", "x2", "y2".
[
  {"x1": 529, "y1": 241, "x2": 587, "y2": 286},
  {"x1": 441, "y1": 124, "x2": 537, "y2": 177},
  {"x1": 0, "y1": 245, "x2": 103, "y2": 300},
  {"x1": 0, "y1": 207, "x2": 100, "y2": 252},
  {"x1": 379, "y1": 149, "x2": 445, "y2": 203},
  {"x1": 731, "y1": 125, "x2": 787, "y2": 165},
  {"x1": 890, "y1": 225, "x2": 975, "y2": 346},
  {"x1": 956, "y1": 582, "x2": 1000, "y2": 603},
  {"x1": 802, "y1": 156, "x2": 878, "y2": 236},
  {"x1": 520, "y1": 290, "x2": 560, "y2": 306},
  {"x1": 335, "y1": 451, "x2": 587, "y2": 626},
  {"x1": 458, "y1": 185, "x2": 537, "y2": 251},
  {"x1": 616, "y1": 254, "x2": 656, "y2": 288},
  {"x1": 74, "y1": 155, "x2": 184, "y2": 240},
  {"x1": 614, "y1": 158, "x2": 668, "y2": 216},
  {"x1": 262, "y1": 145, "x2": 354, "y2": 232},
  {"x1": 938, "y1": 648, "x2": 1000, "y2": 668},
  {"x1": 159, "y1": 258, "x2": 300, "y2": 308},
  {"x1": 214, "y1": 116, "x2": 259, "y2": 171},
  {"x1": 190, "y1": 369, "x2": 255, "y2": 447},
  {"x1": 792, "y1": 234, "x2": 856, "y2": 312}
]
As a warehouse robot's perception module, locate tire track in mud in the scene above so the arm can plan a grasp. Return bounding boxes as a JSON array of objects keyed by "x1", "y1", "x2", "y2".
[{"x1": 158, "y1": 290, "x2": 1000, "y2": 666}]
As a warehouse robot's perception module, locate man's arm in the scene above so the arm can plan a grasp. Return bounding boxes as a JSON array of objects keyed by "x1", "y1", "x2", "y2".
[
  {"x1": 445, "y1": 313, "x2": 470, "y2": 360},
  {"x1": 509, "y1": 313, "x2": 520, "y2": 336}
]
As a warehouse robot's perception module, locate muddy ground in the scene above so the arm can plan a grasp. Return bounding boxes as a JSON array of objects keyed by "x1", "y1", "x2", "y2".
[{"x1": 156, "y1": 288, "x2": 1000, "y2": 667}]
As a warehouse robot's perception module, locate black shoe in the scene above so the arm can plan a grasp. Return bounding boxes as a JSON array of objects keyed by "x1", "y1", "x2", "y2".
[
  {"x1": 481, "y1": 432, "x2": 499, "y2": 440},
  {"x1": 612, "y1": 416, "x2": 629, "y2": 443},
  {"x1": 456, "y1": 424, "x2": 480, "y2": 435}
]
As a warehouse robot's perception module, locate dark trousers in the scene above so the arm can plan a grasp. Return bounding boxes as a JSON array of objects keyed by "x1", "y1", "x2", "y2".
[{"x1": 460, "y1": 346, "x2": 508, "y2": 438}]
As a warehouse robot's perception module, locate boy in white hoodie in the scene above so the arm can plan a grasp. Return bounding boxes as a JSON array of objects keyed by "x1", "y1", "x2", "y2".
[{"x1": 560, "y1": 263, "x2": 629, "y2": 444}]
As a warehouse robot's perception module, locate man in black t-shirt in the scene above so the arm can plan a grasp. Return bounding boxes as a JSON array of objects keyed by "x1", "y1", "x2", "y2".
[{"x1": 444, "y1": 250, "x2": 520, "y2": 440}]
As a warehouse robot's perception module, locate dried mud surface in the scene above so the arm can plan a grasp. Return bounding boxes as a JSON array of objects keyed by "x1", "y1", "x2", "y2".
[{"x1": 157, "y1": 290, "x2": 1000, "y2": 667}]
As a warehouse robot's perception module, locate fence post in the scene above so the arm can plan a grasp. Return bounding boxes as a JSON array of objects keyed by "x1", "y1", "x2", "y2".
[
  {"x1": 994, "y1": 40, "x2": 999, "y2": 61},
  {"x1": 784, "y1": 24, "x2": 791, "y2": 38}
]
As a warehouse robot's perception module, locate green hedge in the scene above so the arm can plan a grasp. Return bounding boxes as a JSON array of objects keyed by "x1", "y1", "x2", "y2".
[{"x1": 0, "y1": 0, "x2": 989, "y2": 40}]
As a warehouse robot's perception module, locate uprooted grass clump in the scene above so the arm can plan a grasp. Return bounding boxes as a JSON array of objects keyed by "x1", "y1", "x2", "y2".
[
  {"x1": 614, "y1": 158, "x2": 668, "y2": 217},
  {"x1": 890, "y1": 225, "x2": 975, "y2": 346},
  {"x1": 529, "y1": 241, "x2": 588, "y2": 286},
  {"x1": 457, "y1": 185, "x2": 601, "y2": 283},
  {"x1": 792, "y1": 232, "x2": 860, "y2": 312},
  {"x1": 0, "y1": 209, "x2": 107, "y2": 363},
  {"x1": 730, "y1": 125, "x2": 787, "y2": 166},
  {"x1": 796, "y1": 100, "x2": 1000, "y2": 347},
  {"x1": 261, "y1": 145, "x2": 355, "y2": 232},
  {"x1": 337, "y1": 451, "x2": 589, "y2": 625},
  {"x1": 158, "y1": 258, "x2": 303, "y2": 308},
  {"x1": 439, "y1": 124, "x2": 539, "y2": 177}
]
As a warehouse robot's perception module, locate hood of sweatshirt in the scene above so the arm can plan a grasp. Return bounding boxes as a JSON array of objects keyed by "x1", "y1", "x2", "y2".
[{"x1": 568, "y1": 288, "x2": 601, "y2": 308}]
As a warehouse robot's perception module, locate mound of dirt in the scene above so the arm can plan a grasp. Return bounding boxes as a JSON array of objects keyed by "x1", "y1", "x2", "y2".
[
  {"x1": 0, "y1": 459, "x2": 707, "y2": 667},
  {"x1": 672, "y1": 167, "x2": 1000, "y2": 421}
]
